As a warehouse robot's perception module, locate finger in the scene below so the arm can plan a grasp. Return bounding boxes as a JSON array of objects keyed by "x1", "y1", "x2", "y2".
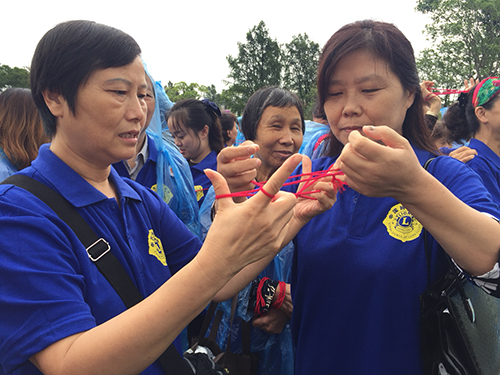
[
  {"x1": 217, "y1": 142, "x2": 259, "y2": 164},
  {"x1": 254, "y1": 154, "x2": 302, "y2": 204},
  {"x1": 357, "y1": 125, "x2": 409, "y2": 150},
  {"x1": 219, "y1": 158, "x2": 261, "y2": 179},
  {"x1": 204, "y1": 169, "x2": 233, "y2": 210}
]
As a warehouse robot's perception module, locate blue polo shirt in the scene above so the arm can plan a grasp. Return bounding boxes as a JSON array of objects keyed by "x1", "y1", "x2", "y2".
[
  {"x1": 190, "y1": 150, "x2": 217, "y2": 207},
  {"x1": 0, "y1": 144, "x2": 201, "y2": 375},
  {"x1": 288, "y1": 146, "x2": 500, "y2": 374},
  {"x1": 0, "y1": 148, "x2": 18, "y2": 182},
  {"x1": 466, "y1": 138, "x2": 500, "y2": 207}
]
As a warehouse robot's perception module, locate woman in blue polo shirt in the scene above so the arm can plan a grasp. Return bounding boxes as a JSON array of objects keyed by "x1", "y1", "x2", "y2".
[
  {"x1": 167, "y1": 99, "x2": 224, "y2": 207},
  {"x1": 289, "y1": 20, "x2": 500, "y2": 375},
  {"x1": 442, "y1": 77, "x2": 500, "y2": 206}
]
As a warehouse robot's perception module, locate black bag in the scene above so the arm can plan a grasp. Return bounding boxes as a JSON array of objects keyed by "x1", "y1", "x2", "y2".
[
  {"x1": 215, "y1": 297, "x2": 259, "y2": 375},
  {"x1": 419, "y1": 157, "x2": 500, "y2": 375},
  {"x1": 189, "y1": 297, "x2": 259, "y2": 375},
  {"x1": 420, "y1": 259, "x2": 500, "y2": 374}
]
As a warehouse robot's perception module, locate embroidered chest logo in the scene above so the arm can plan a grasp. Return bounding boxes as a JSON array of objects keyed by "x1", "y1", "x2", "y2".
[
  {"x1": 383, "y1": 203, "x2": 423, "y2": 242},
  {"x1": 148, "y1": 229, "x2": 167, "y2": 266},
  {"x1": 152, "y1": 184, "x2": 173, "y2": 204},
  {"x1": 194, "y1": 185, "x2": 204, "y2": 202}
]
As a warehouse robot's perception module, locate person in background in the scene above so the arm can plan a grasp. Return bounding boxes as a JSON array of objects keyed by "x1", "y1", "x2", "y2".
[
  {"x1": 217, "y1": 86, "x2": 305, "y2": 375},
  {"x1": 220, "y1": 111, "x2": 239, "y2": 147},
  {"x1": 299, "y1": 99, "x2": 331, "y2": 159},
  {"x1": 167, "y1": 98, "x2": 224, "y2": 207},
  {"x1": 113, "y1": 65, "x2": 200, "y2": 237},
  {"x1": 0, "y1": 20, "x2": 338, "y2": 375},
  {"x1": 441, "y1": 77, "x2": 500, "y2": 206},
  {"x1": 0, "y1": 87, "x2": 49, "y2": 181},
  {"x1": 217, "y1": 20, "x2": 500, "y2": 374}
]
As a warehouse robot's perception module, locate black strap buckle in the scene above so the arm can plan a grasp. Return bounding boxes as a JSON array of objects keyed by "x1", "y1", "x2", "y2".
[{"x1": 86, "y1": 238, "x2": 111, "y2": 262}]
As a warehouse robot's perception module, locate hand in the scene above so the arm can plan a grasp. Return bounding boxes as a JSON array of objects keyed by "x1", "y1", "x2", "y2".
[
  {"x1": 202, "y1": 154, "x2": 302, "y2": 276},
  {"x1": 449, "y1": 146, "x2": 477, "y2": 163},
  {"x1": 420, "y1": 80, "x2": 441, "y2": 113},
  {"x1": 338, "y1": 126, "x2": 425, "y2": 200},
  {"x1": 291, "y1": 154, "x2": 339, "y2": 225},
  {"x1": 216, "y1": 141, "x2": 261, "y2": 203},
  {"x1": 252, "y1": 307, "x2": 289, "y2": 334},
  {"x1": 464, "y1": 77, "x2": 480, "y2": 91}
]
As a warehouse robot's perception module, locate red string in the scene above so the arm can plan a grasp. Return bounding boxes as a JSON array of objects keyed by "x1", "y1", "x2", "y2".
[
  {"x1": 215, "y1": 165, "x2": 347, "y2": 200},
  {"x1": 429, "y1": 88, "x2": 469, "y2": 96},
  {"x1": 254, "y1": 277, "x2": 270, "y2": 316},
  {"x1": 271, "y1": 281, "x2": 287, "y2": 310}
]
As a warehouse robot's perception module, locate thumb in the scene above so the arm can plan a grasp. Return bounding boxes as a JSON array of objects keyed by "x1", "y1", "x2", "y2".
[
  {"x1": 204, "y1": 169, "x2": 233, "y2": 210},
  {"x1": 360, "y1": 125, "x2": 408, "y2": 150}
]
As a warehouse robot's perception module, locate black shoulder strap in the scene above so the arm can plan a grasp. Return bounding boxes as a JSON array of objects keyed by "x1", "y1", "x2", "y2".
[{"x1": 2, "y1": 174, "x2": 192, "y2": 375}]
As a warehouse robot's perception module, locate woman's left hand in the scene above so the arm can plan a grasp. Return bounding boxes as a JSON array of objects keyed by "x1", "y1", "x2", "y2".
[
  {"x1": 338, "y1": 125, "x2": 425, "y2": 201},
  {"x1": 291, "y1": 154, "x2": 340, "y2": 225}
]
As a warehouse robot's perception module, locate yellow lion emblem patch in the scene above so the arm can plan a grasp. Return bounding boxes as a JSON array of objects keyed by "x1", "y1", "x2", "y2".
[
  {"x1": 151, "y1": 184, "x2": 173, "y2": 204},
  {"x1": 383, "y1": 204, "x2": 423, "y2": 242},
  {"x1": 148, "y1": 229, "x2": 167, "y2": 266},
  {"x1": 194, "y1": 185, "x2": 204, "y2": 202}
]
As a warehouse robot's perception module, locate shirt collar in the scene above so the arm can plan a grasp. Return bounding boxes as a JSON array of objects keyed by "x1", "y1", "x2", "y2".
[
  {"x1": 30, "y1": 144, "x2": 141, "y2": 207},
  {"x1": 469, "y1": 138, "x2": 500, "y2": 169}
]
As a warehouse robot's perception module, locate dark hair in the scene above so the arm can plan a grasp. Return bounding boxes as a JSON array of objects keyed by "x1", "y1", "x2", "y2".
[
  {"x1": 443, "y1": 87, "x2": 500, "y2": 144},
  {"x1": 431, "y1": 120, "x2": 452, "y2": 147},
  {"x1": 241, "y1": 86, "x2": 305, "y2": 141},
  {"x1": 166, "y1": 98, "x2": 224, "y2": 154},
  {"x1": 220, "y1": 111, "x2": 238, "y2": 143},
  {"x1": 317, "y1": 20, "x2": 435, "y2": 157},
  {"x1": 30, "y1": 20, "x2": 142, "y2": 137},
  {"x1": 0, "y1": 88, "x2": 49, "y2": 169}
]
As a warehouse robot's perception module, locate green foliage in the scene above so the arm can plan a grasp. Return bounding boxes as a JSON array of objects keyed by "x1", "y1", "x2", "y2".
[
  {"x1": 225, "y1": 21, "x2": 282, "y2": 114},
  {"x1": 164, "y1": 81, "x2": 201, "y2": 102},
  {"x1": 416, "y1": 0, "x2": 500, "y2": 104},
  {"x1": 0, "y1": 64, "x2": 30, "y2": 90},
  {"x1": 282, "y1": 33, "x2": 320, "y2": 118}
]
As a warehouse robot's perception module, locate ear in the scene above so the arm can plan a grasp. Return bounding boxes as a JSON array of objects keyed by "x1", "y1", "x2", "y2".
[
  {"x1": 475, "y1": 106, "x2": 488, "y2": 123},
  {"x1": 199, "y1": 124, "x2": 209, "y2": 139},
  {"x1": 405, "y1": 89, "x2": 416, "y2": 110},
  {"x1": 42, "y1": 89, "x2": 66, "y2": 118}
]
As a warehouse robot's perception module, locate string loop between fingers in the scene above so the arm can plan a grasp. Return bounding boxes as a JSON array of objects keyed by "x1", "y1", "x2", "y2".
[{"x1": 214, "y1": 164, "x2": 347, "y2": 200}]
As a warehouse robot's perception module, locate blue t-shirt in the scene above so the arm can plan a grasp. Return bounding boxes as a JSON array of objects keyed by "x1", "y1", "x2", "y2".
[
  {"x1": 0, "y1": 144, "x2": 201, "y2": 375},
  {"x1": 0, "y1": 148, "x2": 18, "y2": 182},
  {"x1": 288, "y1": 146, "x2": 500, "y2": 374},
  {"x1": 190, "y1": 150, "x2": 217, "y2": 207},
  {"x1": 466, "y1": 138, "x2": 500, "y2": 207}
]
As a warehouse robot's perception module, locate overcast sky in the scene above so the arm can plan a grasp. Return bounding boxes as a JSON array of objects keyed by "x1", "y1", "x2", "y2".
[{"x1": 2, "y1": 0, "x2": 431, "y2": 92}]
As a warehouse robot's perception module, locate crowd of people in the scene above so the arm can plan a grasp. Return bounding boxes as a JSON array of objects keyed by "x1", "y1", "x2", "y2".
[{"x1": 1, "y1": 17, "x2": 500, "y2": 375}]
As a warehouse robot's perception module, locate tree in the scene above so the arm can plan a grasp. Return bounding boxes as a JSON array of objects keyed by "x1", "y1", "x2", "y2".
[
  {"x1": 0, "y1": 64, "x2": 30, "y2": 90},
  {"x1": 225, "y1": 21, "x2": 282, "y2": 114},
  {"x1": 199, "y1": 84, "x2": 220, "y2": 104},
  {"x1": 416, "y1": 0, "x2": 500, "y2": 104},
  {"x1": 164, "y1": 81, "x2": 201, "y2": 102},
  {"x1": 282, "y1": 33, "x2": 320, "y2": 118}
]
